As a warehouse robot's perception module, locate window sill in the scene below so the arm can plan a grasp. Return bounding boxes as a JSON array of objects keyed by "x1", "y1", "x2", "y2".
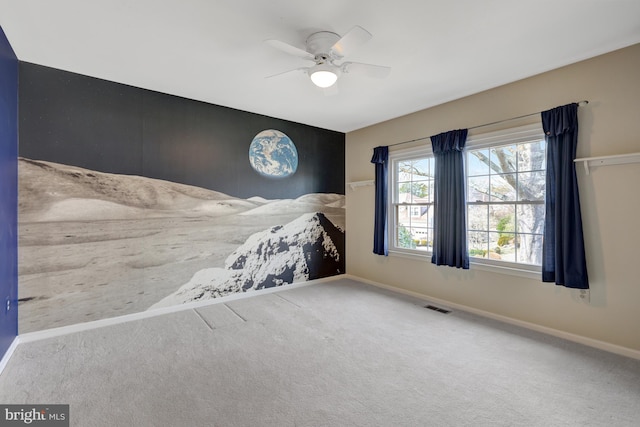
[
  {"x1": 388, "y1": 248, "x2": 432, "y2": 262},
  {"x1": 469, "y1": 261, "x2": 540, "y2": 280},
  {"x1": 387, "y1": 249, "x2": 541, "y2": 281}
]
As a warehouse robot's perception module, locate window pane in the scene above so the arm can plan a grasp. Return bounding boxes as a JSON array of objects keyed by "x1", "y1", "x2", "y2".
[
  {"x1": 413, "y1": 227, "x2": 430, "y2": 249},
  {"x1": 490, "y1": 146, "x2": 517, "y2": 174},
  {"x1": 489, "y1": 205, "x2": 515, "y2": 232},
  {"x1": 397, "y1": 205, "x2": 410, "y2": 227},
  {"x1": 518, "y1": 140, "x2": 545, "y2": 172},
  {"x1": 489, "y1": 232, "x2": 516, "y2": 262},
  {"x1": 468, "y1": 205, "x2": 488, "y2": 231},
  {"x1": 468, "y1": 149, "x2": 490, "y2": 176},
  {"x1": 517, "y1": 204, "x2": 545, "y2": 235},
  {"x1": 468, "y1": 176, "x2": 490, "y2": 202},
  {"x1": 488, "y1": 231, "x2": 500, "y2": 253},
  {"x1": 397, "y1": 182, "x2": 411, "y2": 203},
  {"x1": 396, "y1": 225, "x2": 415, "y2": 249},
  {"x1": 396, "y1": 204, "x2": 415, "y2": 250},
  {"x1": 411, "y1": 182, "x2": 429, "y2": 202},
  {"x1": 490, "y1": 174, "x2": 516, "y2": 201},
  {"x1": 397, "y1": 160, "x2": 413, "y2": 181},
  {"x1": 469, "y1": 231, "x2": 488, "y2": 258},
  {"x1": 414, "y1": 158, "x2": 430, "y2": 178},
  {"x1": 518, "y1": 171, "x2": 545, "y2": 201},
  {"x1": 414, "y1": 204, "x2": 430, "y2": 219},
  {"x1": 517, "y1": 234, "x2": 543, "y2": 265}
]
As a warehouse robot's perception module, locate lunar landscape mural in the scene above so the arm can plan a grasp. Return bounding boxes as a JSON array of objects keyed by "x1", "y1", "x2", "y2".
[
  {"x1": 17, "y1": 63, "x2": 345, "y2": 333},
  {"x1": 18, "y1": 157, "x2": 345, "y2": 332}
]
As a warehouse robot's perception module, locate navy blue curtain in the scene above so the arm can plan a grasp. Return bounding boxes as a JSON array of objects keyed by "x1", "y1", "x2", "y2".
[
  {"x1": 431, "y1": 129, "x2": 469, "y2": 269},
  {"x1": 371, "y1": 146, "x2": 389, "y2": 255},
  {"x1": 541, "y1": 103, "x2": 589, "y2": 289}
]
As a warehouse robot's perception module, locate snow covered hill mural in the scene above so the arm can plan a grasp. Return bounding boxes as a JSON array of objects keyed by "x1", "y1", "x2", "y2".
[
  {"x1": 17, "y1": 63, "x2": 345, "y2": 333},
  {"x1": 151, "y1": 212, "x2": 343, "y2": 308}
]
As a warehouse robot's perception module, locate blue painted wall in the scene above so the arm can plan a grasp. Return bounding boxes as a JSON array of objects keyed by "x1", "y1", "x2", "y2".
[{"x1": 0, "y1": 26, "x2": 18, "y2": 358}]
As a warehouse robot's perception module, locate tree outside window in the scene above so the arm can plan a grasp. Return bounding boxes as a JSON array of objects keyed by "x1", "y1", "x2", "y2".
[{"x1": 467, "y1": 139, "x2": 545, "y2": 265}]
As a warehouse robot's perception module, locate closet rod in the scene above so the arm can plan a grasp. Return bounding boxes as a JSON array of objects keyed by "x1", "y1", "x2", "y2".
[{"x1": 388, "y1": 100, "x2": 589, "y2": 147}]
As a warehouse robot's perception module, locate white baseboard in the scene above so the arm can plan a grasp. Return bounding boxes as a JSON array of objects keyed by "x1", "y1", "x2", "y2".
[
  {"x1": 345, "y1": 274, "x2": 640, "y2": 360},
  {"x1": 0, "y1": 337, "x2": 20, "y2": 376},
  {"x1": 18, "y1": 275, "x2": 338, "y2": 344}
]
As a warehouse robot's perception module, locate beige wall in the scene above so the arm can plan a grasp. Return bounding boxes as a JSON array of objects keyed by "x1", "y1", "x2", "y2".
[{"x1": 346, "y1": 43, "x2": 640, "y2": 352}]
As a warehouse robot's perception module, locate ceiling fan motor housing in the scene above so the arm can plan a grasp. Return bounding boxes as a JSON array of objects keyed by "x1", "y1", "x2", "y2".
[
  {"x1": 306, "y1": 31, "x2": 341, "y2": 59},
  {"x1": 305, "y1": 31, "x2": 343, "y2": 86}
]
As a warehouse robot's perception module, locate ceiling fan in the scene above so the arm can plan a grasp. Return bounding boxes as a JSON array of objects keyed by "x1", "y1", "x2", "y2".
[{"x1": 265, "y1": 26, "x2": 391, "y2": 89}]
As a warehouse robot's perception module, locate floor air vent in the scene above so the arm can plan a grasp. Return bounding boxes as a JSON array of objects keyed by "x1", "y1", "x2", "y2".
[{"x1": 424, "y1": 304, "x2": 451, "y2": 314}]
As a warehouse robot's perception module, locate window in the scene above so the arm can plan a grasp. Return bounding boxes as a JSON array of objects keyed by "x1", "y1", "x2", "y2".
[
  {"x1": 466, "y1": 129, "x2": 546, "y2": 267},
  {"x1": 388, "y1": 124, "x2": 546, "y2": 275},
  {"x1": 390, "y1": 149, "x2": 435, "y2": 252}
]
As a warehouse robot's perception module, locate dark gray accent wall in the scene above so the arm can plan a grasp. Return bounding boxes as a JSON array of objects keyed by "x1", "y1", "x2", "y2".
[{"x1": 19, "y1": 63, "x2": 345, "y2": 199}]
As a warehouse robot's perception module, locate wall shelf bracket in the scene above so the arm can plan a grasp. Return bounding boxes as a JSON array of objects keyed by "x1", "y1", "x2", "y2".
[
  {"x1": 347, "y1": 180, "x2": 374, "y2": 190},
  {"x1": 574, "y1": 152, "x2": 640, "y2": 175}
]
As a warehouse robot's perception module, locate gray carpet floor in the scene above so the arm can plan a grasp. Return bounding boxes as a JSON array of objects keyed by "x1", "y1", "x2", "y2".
[{"x1": 1, "y1": 278, "x2": 639, "y2": 426}]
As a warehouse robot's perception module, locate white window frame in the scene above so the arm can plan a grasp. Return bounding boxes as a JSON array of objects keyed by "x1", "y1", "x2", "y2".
[
  {"x1": 388, "y1": 145, "x2": 434, "y2": 258},
  {"x1": 387, "y1": 123, "x2": 545, "y2": 280}
]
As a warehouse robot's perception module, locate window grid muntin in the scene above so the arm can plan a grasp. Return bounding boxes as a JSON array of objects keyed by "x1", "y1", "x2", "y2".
[
  {"x1": 466, "y1": 137, "x2": 545, "y2": 266},
  {"x1": 391, "y1": 152, "x2": 434, "y2": 252}
]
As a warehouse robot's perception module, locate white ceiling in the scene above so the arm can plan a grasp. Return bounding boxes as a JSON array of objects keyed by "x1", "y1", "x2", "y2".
[{"x1": 1, "y1": 0, "x2": 640, "y2": 133}]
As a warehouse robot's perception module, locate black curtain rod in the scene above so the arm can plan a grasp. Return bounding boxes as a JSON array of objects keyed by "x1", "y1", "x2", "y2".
[{"x1": 388, "y1": 100, "x2": 589, "y2": 147}]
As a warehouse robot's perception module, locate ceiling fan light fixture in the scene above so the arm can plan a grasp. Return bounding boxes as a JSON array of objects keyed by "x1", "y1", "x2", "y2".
[
  {"x1": 309, "y1": 64, "x2": 339, "y2": 88},
  {"x1": 310, "y1": 70, "x2": 337, "y2": 88}
]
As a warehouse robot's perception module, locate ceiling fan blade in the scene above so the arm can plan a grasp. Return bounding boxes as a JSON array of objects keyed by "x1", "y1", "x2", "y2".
[
  {"x1": 330, "y1": 25, "x2": 372, "y2": 59},
  {"x1": 341, "y1": 62, "x2": 391, "y2": 79},
  {"x1": 265, "y1": 67, "x2": 309, "y2": 79},
  {"x1": 265, "y1": 39, "x2": 315, "y2": 60}
]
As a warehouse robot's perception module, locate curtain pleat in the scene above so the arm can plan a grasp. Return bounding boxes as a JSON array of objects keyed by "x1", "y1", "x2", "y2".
[
  {"x1": 541, "y1": 103, "x2": 589, "y2": 289},
  {"x1": 371, "y1": 146, "x2": 389, "y2": 256},
  {"x1": 431, "y1": 129, "x2": 469, "y2": 269}
]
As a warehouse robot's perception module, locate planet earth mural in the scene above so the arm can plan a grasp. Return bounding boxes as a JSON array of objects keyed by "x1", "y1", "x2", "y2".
[{"x1": 249, "y1": 129, "x2": 298, "y2": 178}]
